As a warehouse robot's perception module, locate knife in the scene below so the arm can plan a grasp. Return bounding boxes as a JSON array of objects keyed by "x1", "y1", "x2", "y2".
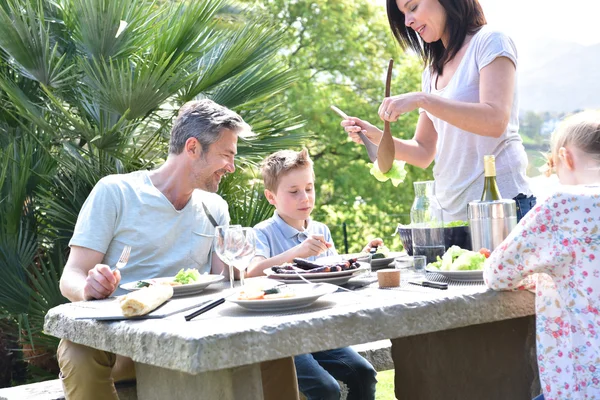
[
  {"x1": 409, "y1": 280, "x2": 448, "y2": 290},
  {"x1": 330, "y1": 105, "x2": 379, "y2": 162}
]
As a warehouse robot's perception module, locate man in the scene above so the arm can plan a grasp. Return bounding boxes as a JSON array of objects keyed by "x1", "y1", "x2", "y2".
[{"x1": 57, "y1": 99, "x2": 299, "y2": 400}]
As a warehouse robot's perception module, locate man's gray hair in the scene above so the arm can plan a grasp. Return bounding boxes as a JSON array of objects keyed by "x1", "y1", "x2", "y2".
[{"x1": 169, "y1": 99, "x2": 250, "y2": 155}]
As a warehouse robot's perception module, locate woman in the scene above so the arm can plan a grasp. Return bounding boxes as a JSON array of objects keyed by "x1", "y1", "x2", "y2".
[{"x1": 342, "y1": 0, "x2": 535, "y2": 222}]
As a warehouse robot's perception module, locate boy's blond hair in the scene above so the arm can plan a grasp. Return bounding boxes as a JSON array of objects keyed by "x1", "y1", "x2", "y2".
[{"x1": 261, "y1": 148, "x2": 314, "y2": 192}]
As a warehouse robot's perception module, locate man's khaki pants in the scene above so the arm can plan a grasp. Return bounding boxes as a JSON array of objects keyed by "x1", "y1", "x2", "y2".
[{"x1": 58, "y1": 339, "x2": 300, "y2": 400}]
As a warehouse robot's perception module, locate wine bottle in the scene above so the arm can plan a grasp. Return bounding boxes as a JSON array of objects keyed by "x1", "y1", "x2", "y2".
[{"x1": 480, "y1": 155, "x2": 502, "y2": 201}]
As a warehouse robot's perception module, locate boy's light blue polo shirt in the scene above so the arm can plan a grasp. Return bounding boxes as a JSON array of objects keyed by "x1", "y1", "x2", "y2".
[{"x1": 254, "y1": 211, "x2": 338, "y2": 261}]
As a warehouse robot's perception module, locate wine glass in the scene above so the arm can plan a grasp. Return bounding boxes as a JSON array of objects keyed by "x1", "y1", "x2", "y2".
[
  {"x1": 214, "y1": 224, "x2": 241, "y2": 288},
  {"x1": 227, "y1": 227, "x2": 257, "y2": 287}
]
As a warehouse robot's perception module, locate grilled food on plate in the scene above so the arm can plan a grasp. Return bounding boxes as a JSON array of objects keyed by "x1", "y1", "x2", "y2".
[
  {"x1": 119, "y1": 284, "x2": 174, "y2": 317},
  {"x1": 271, "y1": 258, "x2": 360, "y2": 274}
]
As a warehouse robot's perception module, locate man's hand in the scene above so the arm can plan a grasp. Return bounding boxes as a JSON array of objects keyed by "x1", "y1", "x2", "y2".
[
  {"x1": 361, "y1": 238, "x2": 384, "y2": 254},
  {"x1": 295, "y1": 234, "x2": 332, "y2": 259},
  {"x1": 82, "y1": 264, "x2": 121, "y2": 300}
]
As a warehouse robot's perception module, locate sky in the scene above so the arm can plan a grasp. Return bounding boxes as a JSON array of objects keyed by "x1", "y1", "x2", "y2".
[
  {"x1": 479, "y1": 0, "x2": 600, "y2": 47},
  {"x1": 375, "y1": 0, "x2": 600, "y2": 47}
]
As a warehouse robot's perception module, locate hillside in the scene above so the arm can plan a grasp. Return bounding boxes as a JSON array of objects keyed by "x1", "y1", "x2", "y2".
[{"x1": 518, "y1": 41, "x2": 600, "y2": 113}]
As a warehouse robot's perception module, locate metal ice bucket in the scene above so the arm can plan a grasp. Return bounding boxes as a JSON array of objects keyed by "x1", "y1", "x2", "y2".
[{"x1": 467, "y1": 200, "x2": 517, "y2": 251}]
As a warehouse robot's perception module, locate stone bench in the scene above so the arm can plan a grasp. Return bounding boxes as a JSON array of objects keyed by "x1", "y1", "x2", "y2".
[
  {"x1": 0, "y1": 340, "x2": 393, "y2": 400},
  {"x1": 0, "y1": 379, "x2": 137, "y2": 400}
]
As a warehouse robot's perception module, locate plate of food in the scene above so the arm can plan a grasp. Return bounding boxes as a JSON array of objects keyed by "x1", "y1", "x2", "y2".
[
  {"x1": 227, "y1": 283, "x2": 338, "y2": 312},
  {"x1": 264, "y1": 258, "x2": 368, "y2": 282},
  {"x1": 425, "y1": 246, "x2": 489, "y2": 281},
  {"x1": 363, "y1": 251, "x2": 408, "y2": 270},
  {"x1": 120, "y1": 268, "x2": 225, "y2": 297}
]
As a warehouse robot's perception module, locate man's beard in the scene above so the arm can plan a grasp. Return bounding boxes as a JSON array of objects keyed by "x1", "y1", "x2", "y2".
[{"x1": 199, "y1": 169, "x2": 228, "y2": 193}]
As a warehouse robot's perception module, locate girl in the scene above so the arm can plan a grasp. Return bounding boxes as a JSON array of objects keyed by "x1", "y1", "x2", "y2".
[{"x1": 484, "y1": 111, "x2": 600, "y2": 400}]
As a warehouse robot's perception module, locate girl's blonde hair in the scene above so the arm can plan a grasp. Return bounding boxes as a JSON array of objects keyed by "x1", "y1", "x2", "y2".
[
  {"x1": 260, "y1": 148, "x2": 314, "y2": 192},
  {"x1": 545, "y1": 110, "x2": 600, "y2": 176}
]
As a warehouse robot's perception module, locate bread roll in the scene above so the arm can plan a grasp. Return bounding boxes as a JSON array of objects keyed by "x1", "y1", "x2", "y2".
[{"x1": 119, "y1": 284, "x2": 174, "y2": 317}]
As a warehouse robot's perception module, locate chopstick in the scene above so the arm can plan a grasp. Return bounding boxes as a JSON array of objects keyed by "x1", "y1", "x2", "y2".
[{"x1": 184, "y1": 297, "x2": 225, "y2": 321}]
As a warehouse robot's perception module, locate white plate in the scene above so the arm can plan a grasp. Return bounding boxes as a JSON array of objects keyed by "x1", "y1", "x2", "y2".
[
  {"x1": 227, "y1": 283, "x2": 338, "y2": 312},
  {"x1": 120, "y1": 274, "x2": 225, "y2": 297},
  {"x1": 360, "y1": 252, "x2": 408, "y2": 270},
  {"x1": 272, "y1": 274, "x2": 357, "y2": 286},
  {"x1": 264, "y1": 262, "x2": 369, "y2": 280},
  {"x1": 425, "y1": 267, "x2": 483, "y2": 282}
]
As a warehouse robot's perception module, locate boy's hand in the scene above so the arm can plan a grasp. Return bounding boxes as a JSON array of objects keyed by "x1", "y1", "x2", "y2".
[
  {"x1": 295, "y1": 234, "x2": 332, "y2": 258},
  {"x1": 361, "y1": 238, "x2": 384, "y2": 254}
]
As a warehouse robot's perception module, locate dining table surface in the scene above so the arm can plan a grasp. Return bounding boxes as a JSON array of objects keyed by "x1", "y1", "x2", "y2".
[{"x1": 44, "y1": 270, "x2": 535, "y2": 400}]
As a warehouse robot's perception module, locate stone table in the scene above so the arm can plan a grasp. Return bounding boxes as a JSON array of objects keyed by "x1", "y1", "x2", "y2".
[{"x1": 44, "y1": 277, "x2": 536, "y2": 400}]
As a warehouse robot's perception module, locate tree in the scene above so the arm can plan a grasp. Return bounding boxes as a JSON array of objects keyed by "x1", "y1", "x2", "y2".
[
  {"x1": 241, "y1": 0, "x2": 432, "y2": 251},
  {"x1": 0, "y1": 0, "x2": 306, "y2": 384}
]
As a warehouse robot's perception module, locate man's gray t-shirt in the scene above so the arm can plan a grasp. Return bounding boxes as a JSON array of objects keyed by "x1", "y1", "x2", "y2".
[
  {"x1": 69, "y1": 171, "x2": 229, "y2": 295},
  {"x1": 254, "y1": 211, "x2": 337, "y2": 261},
  {"x1": 421, "y1": 25, "x2": 531, "y2": 221}
]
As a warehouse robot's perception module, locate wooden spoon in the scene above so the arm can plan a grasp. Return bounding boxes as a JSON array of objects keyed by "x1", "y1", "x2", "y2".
[{"x1": 377, "y1": 59, "x2": 395, "y2": 173}]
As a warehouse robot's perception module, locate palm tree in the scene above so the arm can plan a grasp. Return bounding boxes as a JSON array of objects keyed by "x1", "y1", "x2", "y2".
[{"x1": 0, "y1": 0, "x2": 307, "y2": 383}]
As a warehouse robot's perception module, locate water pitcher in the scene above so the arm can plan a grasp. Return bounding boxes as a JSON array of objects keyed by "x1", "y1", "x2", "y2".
[{"x1": 410, "y1": 181, "x2": 445, "y2": 264}]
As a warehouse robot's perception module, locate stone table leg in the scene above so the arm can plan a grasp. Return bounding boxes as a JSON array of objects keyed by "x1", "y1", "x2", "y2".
[
  {"x1": 391, "y1": 316, "x2": 540, "y2": 400},
  {"x1": 135, "y1": 362, "x2": 264, "y2": 400}
]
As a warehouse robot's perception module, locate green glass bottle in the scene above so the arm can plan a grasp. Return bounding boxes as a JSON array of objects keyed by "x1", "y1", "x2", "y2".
[{"x1": 481, "y1": 155, "x2": 502, "y2": 201}]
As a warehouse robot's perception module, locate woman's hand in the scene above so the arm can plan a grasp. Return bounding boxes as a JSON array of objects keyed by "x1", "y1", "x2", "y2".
[
  {"x1": 341, "y1": 117, "x2": 383, "y2": 145},
  {"x1": 379, "y1": 93, "x2": 424, "y2": 122}
]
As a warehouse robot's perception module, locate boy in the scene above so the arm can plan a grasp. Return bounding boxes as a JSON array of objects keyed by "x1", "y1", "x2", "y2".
[{"x1": 248, "y1": 148, "x2": 379, "y2": 400}]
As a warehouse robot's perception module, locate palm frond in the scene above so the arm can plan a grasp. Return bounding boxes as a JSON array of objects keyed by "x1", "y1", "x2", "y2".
[
  {"x1": 0, "y1": 222, "x2": 38, "y2": 315},
  {"x1": 0, "y1": 71, "x2": 52, "y2": 131},
  {"x1": 82, "y1": 52, "x2": 193, "y2": 119},
  {"x1": 152, "y1": 0, "x2": 223, "y2": 63},
  {"x1": 221, "y1": 178, "x2": 274, "y2": 227},
  {"x1": 210, "y1": 62, "x2": 297, "y2": 110},
  {"x1": 65, "y1": 0, "x2": 159, "y2": 60},
  {"x1": 180, "y1": 23, "x2": 288, "y2": 101},
  {"x1": 0, "y1": 0, "x2": 75, "y2": 88}
]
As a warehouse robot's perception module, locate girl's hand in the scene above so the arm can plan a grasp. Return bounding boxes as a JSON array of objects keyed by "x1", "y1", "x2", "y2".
[
  {"x1": 361, "y1": 238, "x2": 384, "y2": 254},
  {"x1": 379, "y1": 93, "x2": 424, "y2": 122},
  {"x1": 341, "y1": 117, "x2": 383, "y2": 145}
]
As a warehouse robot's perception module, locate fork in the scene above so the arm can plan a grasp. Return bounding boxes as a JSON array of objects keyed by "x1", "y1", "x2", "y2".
[
  {"x1": 291, "y1": 269, "x2": 352, "y2": 293},
  {"x1": 111, "y1": 245, "x2": 131, "y2": 272}
]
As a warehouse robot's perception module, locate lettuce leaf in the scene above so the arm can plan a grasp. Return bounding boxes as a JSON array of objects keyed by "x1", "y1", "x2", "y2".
[
  {"x1": 174, "y1": 268, "x2": 201, "y2": 285},
  {"x1": 450, "y1": 252, "x2": 486, "y2": 271},
  {"x1": 440, "y1": 245, "x2": 466, "y2": 271},
  {"x1": 370, "y1": 160, "x2": 407, "y2": 187}
]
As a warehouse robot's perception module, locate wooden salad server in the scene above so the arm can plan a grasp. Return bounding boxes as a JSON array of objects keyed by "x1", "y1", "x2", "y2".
[{"x1": 376, "y1": 59, "x2": 395, "y2": 173}]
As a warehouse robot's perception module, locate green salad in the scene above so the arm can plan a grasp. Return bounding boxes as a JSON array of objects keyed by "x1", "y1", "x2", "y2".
[
  {"x1": 427, "y1": 246, "x2": 485, "y2": 271},
  {"x1": 370, "y1": 160, "x2": 407, "y2": 187},
  {"x1": 371, "y1": 245, "x2": 391, "y2": 259},
  {"x1": 444, "y1": 220, "x2": 469, "y2": 227},
  {"x1": 174, "y1": 268, "x2": 201, "y2": 285}
]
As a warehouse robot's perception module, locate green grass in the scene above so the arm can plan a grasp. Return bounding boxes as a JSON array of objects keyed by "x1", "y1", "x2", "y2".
[{"x1": 376, "y1": 369, "x2": 395, "y2": 400}]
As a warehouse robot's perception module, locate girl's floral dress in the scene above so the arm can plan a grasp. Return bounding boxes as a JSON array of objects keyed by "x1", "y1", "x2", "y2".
[{"x1": 484, "y1": 185, "x2": 600, "y2": 400}]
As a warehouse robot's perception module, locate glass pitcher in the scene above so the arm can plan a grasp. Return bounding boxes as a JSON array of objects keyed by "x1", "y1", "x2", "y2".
[{"x1": 410, "y1": 181, "x2": 445, "y2": 264}]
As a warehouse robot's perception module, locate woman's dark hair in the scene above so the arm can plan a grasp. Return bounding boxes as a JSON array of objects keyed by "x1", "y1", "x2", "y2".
[{"x1": 386, "y1": 0, "x2": 486, "y2": 75}]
